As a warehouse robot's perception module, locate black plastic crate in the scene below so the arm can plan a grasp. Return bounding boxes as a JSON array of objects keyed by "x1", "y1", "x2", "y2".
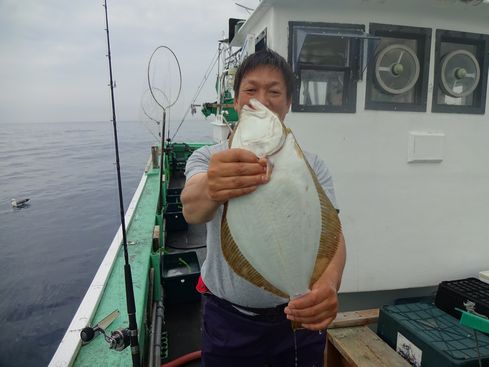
[
  {"x1": 162, "y1": 251, "x2": 200, "y2": 304},
  {"x1": 167, "y1": 194, "x2": 180, "y2": 204},
  {"x1": 164, "y1": 191, "x2": 187, "y2": 231},
  {"x1": 164, "y1": 209, "x2": 187, "y2": 232},
  {"x1": 435, "y1": 278, "x2": 489, "y2": 320},
  {"x1": 377, "y1": 302, "x2": 489, "y2": 367},
  {"x1": 167, "y1": 187, "x2": 183, "y2": 196}
]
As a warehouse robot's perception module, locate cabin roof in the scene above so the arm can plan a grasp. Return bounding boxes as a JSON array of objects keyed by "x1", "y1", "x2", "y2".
[{"x1": 230, "y1": 0, "x2": 488, "y2": 47}]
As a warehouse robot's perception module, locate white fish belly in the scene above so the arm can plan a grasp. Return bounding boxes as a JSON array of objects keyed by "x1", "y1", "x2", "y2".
[{"x1": 226, "y1": 134, "x2": 322, "y2": 297}]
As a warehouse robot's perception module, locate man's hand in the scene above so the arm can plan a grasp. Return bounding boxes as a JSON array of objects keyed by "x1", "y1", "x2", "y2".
[
  {"x1": 284, "y1": 232, "x2": 345, "y2": 331},
  {"x1": 207, "y1": 148, "x2": 269, "y2": 203},
  {"x1": 181, "y1": 148, "x2": 269, "y2": 224},
  {"x1": 284, "y1": 276, "x2": 339, "y2": 331}
]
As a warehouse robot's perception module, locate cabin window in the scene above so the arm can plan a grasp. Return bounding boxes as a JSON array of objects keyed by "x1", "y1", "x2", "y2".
[
  {"x1": 255, "y1": 29, "x2": 267, "y2": 52},
  {"x1": 365, "y1": 23, "x2": 431, "y2": 112},
  {"x1": 289, "y1": 22, "x2": 364, "y2": 113},
  {"x1": 432, "y1": 29, "x2": 489, "y2": 114}
]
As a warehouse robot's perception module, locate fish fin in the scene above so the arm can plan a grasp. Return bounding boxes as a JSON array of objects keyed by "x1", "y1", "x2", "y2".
[
  {"x1": 221, "y1": 203, "x2": 289, "y2": 298},
  {"x1": 307, "y1": 158, "x2": 342, "y2": 287}
]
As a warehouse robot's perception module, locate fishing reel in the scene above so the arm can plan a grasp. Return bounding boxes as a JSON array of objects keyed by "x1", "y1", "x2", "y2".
[
  {"x1": 108, "y1": 328, "x2": 131, "y2": 351},
  {"x1": 81, "y1": 325, "x2": 130, "y2": 351},
  {"x1": 80, "y1": 310, "x2": 130, "y2": 351}
]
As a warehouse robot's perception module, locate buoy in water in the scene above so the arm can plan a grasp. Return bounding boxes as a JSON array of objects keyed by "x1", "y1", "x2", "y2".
[{"x1": 11, "y1": 198, "x2": 30, "y2": 208}]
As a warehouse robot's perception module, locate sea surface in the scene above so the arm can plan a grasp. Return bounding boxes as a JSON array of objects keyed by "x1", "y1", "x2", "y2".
[
  {"x1": 0, "y1": 120, "x2": 436, "y2": 367},
  {"x1": 0, "y1": 120, "x2": 212, "y2": 367}
]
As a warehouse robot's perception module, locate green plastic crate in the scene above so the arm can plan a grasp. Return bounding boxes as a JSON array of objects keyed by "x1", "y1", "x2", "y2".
[{"x1": 377, "y1": 302, "x2": 489, "y2": 367}]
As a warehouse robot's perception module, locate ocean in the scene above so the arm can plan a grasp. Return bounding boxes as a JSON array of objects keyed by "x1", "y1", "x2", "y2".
[
  {"x1": 0, "y1": 120, "x2": 212, "y2": 367},
  {"x1": 0, "y1": 120, "x2": 436, "y2": 366}
]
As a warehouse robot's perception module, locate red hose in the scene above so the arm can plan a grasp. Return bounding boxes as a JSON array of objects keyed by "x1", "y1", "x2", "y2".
[{"x1": 161, "y1": 350, "x2": 202, "y2": 367}]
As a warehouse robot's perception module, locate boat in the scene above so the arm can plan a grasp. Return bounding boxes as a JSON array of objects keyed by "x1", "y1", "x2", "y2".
[{"x1": 50, "y1": 0, "x2": 489, "y2": 365}]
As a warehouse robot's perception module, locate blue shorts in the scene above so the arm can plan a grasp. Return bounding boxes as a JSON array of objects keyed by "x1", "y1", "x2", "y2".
[{"x1": 201, "y1": 294, "x2": 326, "y2": 367}]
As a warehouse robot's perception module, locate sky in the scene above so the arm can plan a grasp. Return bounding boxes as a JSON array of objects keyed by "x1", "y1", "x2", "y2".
[{"x1": 0, "y1": 0, "x2": 258, "y2": 124}]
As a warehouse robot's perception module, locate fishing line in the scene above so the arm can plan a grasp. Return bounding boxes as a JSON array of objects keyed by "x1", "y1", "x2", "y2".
[
  {"x1": 171, "y1": 47, "x2": 220, "y2": 140},
  {"x1": 103, "y1": 1, "x2": 140, "y2": 365}
]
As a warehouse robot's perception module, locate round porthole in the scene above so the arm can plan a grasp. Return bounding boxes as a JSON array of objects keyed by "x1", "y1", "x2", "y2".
[
  {"x1": 375, "y1": 44, "x2": 420, "y2": 95},
  {"x1": 440, "y1": 49, "x2": 480, "y2": 98}
]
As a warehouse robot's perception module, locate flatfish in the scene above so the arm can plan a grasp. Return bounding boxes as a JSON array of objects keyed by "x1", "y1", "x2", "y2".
[{"x1": 221, "y1": 98, "x2": 341, "y2": 299}]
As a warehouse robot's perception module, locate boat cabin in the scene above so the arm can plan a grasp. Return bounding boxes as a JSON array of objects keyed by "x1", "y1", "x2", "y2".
[{"x1": 218, "y1": 0, "x2": 489, "y2": 293}]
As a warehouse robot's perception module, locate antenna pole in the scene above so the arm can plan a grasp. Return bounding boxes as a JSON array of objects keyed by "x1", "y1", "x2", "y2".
[{"x1": 103, "y1": 1, "x2": 140, "y2": 366}]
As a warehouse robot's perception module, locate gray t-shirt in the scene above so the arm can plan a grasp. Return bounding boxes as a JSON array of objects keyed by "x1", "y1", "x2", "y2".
[{"x1": 184, "y1": 141, "x2": 338, "y2": 308}]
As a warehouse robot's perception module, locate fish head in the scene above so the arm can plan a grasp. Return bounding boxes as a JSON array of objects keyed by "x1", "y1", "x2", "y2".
[{"x1": 231, "y1": 98, "x2": 286, "y2": 157}]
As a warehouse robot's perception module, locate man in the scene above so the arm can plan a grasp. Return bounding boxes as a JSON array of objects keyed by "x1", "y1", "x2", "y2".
[{"x1": 181, "y1": 49, "x2": 346, "y2": 366}]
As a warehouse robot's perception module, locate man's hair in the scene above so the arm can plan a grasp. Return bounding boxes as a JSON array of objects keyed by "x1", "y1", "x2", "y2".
[{"x1": 233, "y1": 49, "x2": 295, "y2": 99}]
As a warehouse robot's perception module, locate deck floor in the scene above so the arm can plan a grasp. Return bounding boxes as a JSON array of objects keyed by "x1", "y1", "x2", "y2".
[
  {"x1": 162, "y1": 300, "x2": 202, "y2": 366},
  {"x1": 162, "y1": 221, "x2": 206, "y2": 365},
  {"x1": 163, "y1": 170, "x2": 206, "y2": 366}
]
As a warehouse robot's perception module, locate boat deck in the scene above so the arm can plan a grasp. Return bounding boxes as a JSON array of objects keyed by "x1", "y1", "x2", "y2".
[
  {"x1": 162, "y1": 171, "x2": 206, "y2": 366},
  {"x1": 163, "y1": 223, "x2": 205, "y2": 366},
  {"x1": 163, "y1": 301, "x2": 202, "y2": 366}
]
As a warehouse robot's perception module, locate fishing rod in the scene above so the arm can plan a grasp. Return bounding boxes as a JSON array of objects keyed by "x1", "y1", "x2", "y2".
[{"x1": 102, "y1": 1, "x2": 140, "y2": 366}]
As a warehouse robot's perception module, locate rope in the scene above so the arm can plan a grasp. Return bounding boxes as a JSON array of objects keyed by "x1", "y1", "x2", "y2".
[{"x1": 171, "y1": 47, "x2": 220, "y2": 140}]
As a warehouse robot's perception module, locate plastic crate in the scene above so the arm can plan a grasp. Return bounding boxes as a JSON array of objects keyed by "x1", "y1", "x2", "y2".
[
  {"x1": 167, "y1": 187, "x2": 183, "y2": 196},
  {"x1": 167, "y1": 194, "x2": 180, "y2": 204},
  {"x1": 162, "y1": 251, "x2": 200, "y2": 304},
  {"x1": 435, "y1": 278, "x2": 489, "y2": 320},
  {"x1": 377, "y1": 302, "x2": 489, "y2": 367},
  {"x1": 164, "y1": 190, "x2": 188, "y2": 232},
  {"x1": 165, "y1": 209, "x2": 187, "y2": 232}
]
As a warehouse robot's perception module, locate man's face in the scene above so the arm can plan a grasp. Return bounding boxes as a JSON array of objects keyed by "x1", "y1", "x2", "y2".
[{"x1": 234, "y1": 65, "x2": 291, "y2": 122}]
